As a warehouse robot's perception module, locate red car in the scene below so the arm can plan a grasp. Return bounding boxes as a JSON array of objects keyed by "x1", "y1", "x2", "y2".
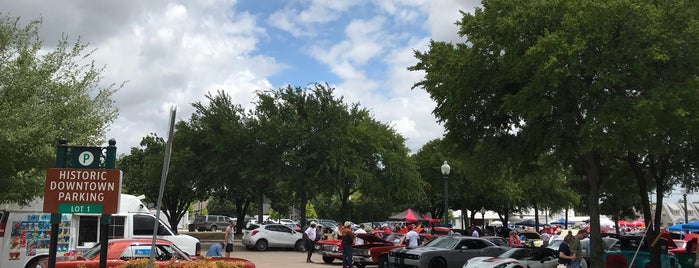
[
  {"x1": 352, "y1": 233, "x2": 433, "y2": 268},
  {"x1": 54, "y1": 239, "x2": 255, "y2": 268},
  {"x1": 315, "y1": 238, "x2": 343, "y2": 263}
]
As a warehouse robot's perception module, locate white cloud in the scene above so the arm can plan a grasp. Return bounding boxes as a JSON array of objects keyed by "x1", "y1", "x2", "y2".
[
  {"x1": 0, "y1": 0, "x2": 479, "y2": 154},
  {"x1": 268, "y1": 0, "x2": 363, "y2": 37},
  {"x1": 1, "y1": 0, "x2": 276, "y2": 150}
]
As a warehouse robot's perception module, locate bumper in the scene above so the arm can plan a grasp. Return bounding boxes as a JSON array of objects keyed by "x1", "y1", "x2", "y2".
[
  {"x1": 315, "y1": 249, "x2": 341, "y2": 258},
  {"x1": 352, "y1": 255, "x2": 375, "y2": 265},
  {"x1": 388, "y1": 256, "x2": 419, "y2": 268}
]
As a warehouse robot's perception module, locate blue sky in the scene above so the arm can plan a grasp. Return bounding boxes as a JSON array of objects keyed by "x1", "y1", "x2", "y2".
[
  {"x1": 1, "y1": 0, "x2": 481, "y2": 154},
  {"x1": 1, "y1": 1, "x2": 694, "y2": 203}
]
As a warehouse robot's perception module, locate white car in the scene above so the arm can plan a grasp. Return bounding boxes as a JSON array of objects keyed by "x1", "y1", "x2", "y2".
[
  {"x1": 241, "y1": 223, "x2": 305, "y2": 251},
  {"x1": 464, "y1": 247, "x2": 559, "y2": 268}
]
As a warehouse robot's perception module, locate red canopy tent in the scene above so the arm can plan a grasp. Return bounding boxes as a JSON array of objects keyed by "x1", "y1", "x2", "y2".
[
  {"x1": 388, "y1": 208, "x2": 429, "y2": 222},
  {"x1": 421, "y1": 213, "x2": 441, "y2": 223}
]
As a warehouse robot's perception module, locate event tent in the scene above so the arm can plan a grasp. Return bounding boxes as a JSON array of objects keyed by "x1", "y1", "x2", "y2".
[
  {"x1": 514, "y1": 219, "x2": 537, "y2": 227},
  {"x1": 666, "y1": 220, "x2": 699, "y2": 232},
  {"x1": 389, "y1": 208, "x2": 430, "y2": 222},
  {"x1": 550, "y1": 218, "x2": 574, "y2": 225}
]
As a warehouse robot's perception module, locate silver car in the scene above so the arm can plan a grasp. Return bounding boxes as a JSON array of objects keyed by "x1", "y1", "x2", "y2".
[
  {"x1": 241, "y1": 223, "x2": 305, "y2": 251},
  {"x1": 388, "y1": 235, "x2": 509, "y2": 268}
]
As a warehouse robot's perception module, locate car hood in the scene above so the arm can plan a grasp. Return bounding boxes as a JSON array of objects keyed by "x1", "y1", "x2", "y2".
[
  {"x1": 466, "y1": 257, "x2": 518, "y2": 267},
  {"x1": 393, "y1": 246, "x2": 445, "y2": 255},
  {"x1": 317, "y1": 239, "x2": 341, "y2": 245},
  {"x1": 356, "y1": 233, "x2": 391, "y2": 244}
]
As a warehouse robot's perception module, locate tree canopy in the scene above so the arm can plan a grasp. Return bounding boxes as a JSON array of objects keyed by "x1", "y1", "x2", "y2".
[
  {"x1": 0, "y1": 15, "x2": 119, "y2": 204},
  {"x1": 410, "y1": 0, "x2": 699, "y2": 266}
]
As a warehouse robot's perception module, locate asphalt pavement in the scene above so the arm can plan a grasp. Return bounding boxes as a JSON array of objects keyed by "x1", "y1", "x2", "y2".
[{"x1": 185, "y1": 231, "x2": 348, "y2": 268}]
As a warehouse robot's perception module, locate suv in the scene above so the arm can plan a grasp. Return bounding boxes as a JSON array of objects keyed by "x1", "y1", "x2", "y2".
[{"x1": 189, "y1": 215, "x2": 233, "y2": 232}]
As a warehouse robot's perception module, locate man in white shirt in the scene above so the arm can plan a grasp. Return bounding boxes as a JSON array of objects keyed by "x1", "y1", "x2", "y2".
[
  {"x1": 304, "y1": 221, "x2": 317, "y2": 263},
  {"x1": 471, "y1": 226, "x2": 479, "y2": 237},
  {"x1": 541, "y1": 231, "x2": 551, "y2": 247},
  {"x1": 405, "y1": 225, "x2": 419, "y2": 249},
  {"x1": 354, "y1": 224, "x2": 367, "y2": 245}
]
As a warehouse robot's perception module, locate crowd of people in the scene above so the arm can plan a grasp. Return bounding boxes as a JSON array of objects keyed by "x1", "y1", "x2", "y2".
[{"x1": 203, "y1": 218, "x2": 600, "y2": 268}]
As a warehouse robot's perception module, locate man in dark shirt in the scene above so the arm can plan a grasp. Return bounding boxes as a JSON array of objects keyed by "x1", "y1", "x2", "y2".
[{"x1": 341, "y1": 221, "x2": 355, "y2": 268}]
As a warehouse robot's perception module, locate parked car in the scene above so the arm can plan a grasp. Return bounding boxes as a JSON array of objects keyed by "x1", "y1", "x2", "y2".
[
  {"x1": 54, "y1": 239, "x2": 255, "y2": 268},
  {"x1": 189, "y1": 214, "x2": 233, "y2": 232},
  {"x1": 517, "y1": 230, "x2": 543, "y2": 247},
  {"x1": 388, "y1": 235, "x2": 509, "y2": 268},
  {"x1": 353, "y1": 233, "x2": 434, "y2": 268},
  {"x1": 315, "y1": 237, "x2": 343, "y2": 263},
  {"x1": 241, "y1": 224, "x2": 305, "y2": 251},
  {"x1": 481, "y1": 236, "x2": 508, "y2": 247},
  {"x1": 464, "y1": 247, "x2": 559, "y2": 268}
]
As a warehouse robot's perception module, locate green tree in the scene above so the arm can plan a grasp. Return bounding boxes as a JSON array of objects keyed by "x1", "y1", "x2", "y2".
[
  {"x1": 118, "y1": 129, "x2": 210, "y2": 233},
  {"x1": 410, "y1": 1, "x2": 699, "y2": 266},
  {"x1": 253, "y1": 83, "x2": 423, "y2": 226},
  {"x1": 0, "y1": 15, "x2": 119, "y2": 204},
  {"x1": 189, "y1": 91, "x2": 255, "y2": 232}
]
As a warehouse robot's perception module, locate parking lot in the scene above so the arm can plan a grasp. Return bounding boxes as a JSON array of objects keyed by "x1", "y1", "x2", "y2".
[{"x1": 185, "y1": 231, "x2": 355, "y2": 268}]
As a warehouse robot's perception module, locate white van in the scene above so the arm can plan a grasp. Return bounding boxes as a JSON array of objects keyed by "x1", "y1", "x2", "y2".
[{"x1": 0, "y1": 194, "x2": 200, "y2": 268}]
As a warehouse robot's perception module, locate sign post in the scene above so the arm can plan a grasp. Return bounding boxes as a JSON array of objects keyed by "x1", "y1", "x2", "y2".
[{"x1": 44, "y1": 139, "x2": 119, "y2": 268}]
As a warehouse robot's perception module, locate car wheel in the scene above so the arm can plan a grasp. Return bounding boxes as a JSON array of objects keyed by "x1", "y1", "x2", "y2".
[
  {"x1": 294, "y1": 240, "x2": 305, "y2": 251},
  {"x1": 322, "y1": 256, "x2": 335, "y2": 263},
  {"x1": 378, "y1": 255, "x2": 389, "y2": 268},
  {"x1": 255, "y1": 239, "x2": 268, "y2": 251},
  {"x1": 210, "y1": 225, "x2": 217, "y2": 232},
  {"x1": 26, "y1": 256, "x2": 48, "y2": 268},
  {"x1": 428, "y1": 258, "x2": 446, "y2": 268}
]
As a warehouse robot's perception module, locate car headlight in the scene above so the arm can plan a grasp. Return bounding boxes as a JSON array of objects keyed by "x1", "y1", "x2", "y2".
[{"x1": 355, "y1": 249, "x2": 369, "y2": 256}]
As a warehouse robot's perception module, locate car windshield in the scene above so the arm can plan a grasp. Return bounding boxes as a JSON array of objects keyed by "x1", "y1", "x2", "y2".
[
  {"x1": 520, "y1": 232, "x2": 540, "y2": 239},
  {"x1": 83, "y1": 243, "x2": 102, "y2": 259},
  {"x1": 548, "y1": 239, "x2": 562, "y2": 249},
  {"x1": 383, "y1": 234, "x2": 404, "y2": 244},
  {"x1": 424, "y1": 236, "x2": 459, "y2": 249},
  {"x1": 486, "y1": 237, "x2": 508, "y2": 246}
]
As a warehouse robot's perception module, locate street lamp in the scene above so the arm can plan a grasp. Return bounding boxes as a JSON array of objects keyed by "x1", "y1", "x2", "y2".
[
  {"x1": 441, "y1": 161, "x2": 451, "y2": 226},
  {"x1": 684, "y1": 188, "x2": 690, "y2": 223},
  {"x1": 481, "y1": 207, "x2": 486, "y2": 230}
]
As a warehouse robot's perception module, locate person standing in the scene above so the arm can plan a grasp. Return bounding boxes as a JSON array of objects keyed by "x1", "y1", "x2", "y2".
[
  {"x1": 558, "y1": 234, "x2": 576, "y2": 266},
  {"x1": 304, "y1": 221, "x2": 317, "y2": 263},
  {"x1": 354, "y1": 224, "x2": 367, "y2": 245},
  {"x1": 341, "y1": 221, "x2": 355, "y2": 268},
  {"x1": 508, "y1": 231, "x2": 521, "y2": 247},
  {"x1": 333, "y1": 223, "x2": 343, "y2": 239},
  {"x1": 405, "y1": 225, "x2": 419, "y2": 249},
  {"x1": 569, "y1": 229, "x2": 587, "y2": 268},
  {"x1": 541, "y1": 231, "x2": 550, "y2": 247},
  {"x1": 471, "y1": 226, "x2": 480, "y2": 237},
  {"x1": 224, "y1": 221, "x2": 235, "y2": 257},
  {"x1": 206, "y1": 241, "x2": 224, "y2": 257}
]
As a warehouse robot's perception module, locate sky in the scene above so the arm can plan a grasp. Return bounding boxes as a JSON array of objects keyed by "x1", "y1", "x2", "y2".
[{"x1": 0, "y1": 0, "x2": 482, "y2": 155}]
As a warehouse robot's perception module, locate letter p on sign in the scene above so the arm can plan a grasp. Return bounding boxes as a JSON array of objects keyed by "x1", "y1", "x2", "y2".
[{"x1": 71, "y1": 147, "x2": 102, "y2": 168}]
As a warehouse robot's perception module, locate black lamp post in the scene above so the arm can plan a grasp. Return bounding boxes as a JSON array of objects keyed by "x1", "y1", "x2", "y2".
[
  {"x1": 441, "y1": 161, "x2": 451, "y2": 226},
  {"x1": 684, "y1": 188, "x2": 689, "y2": 223}
]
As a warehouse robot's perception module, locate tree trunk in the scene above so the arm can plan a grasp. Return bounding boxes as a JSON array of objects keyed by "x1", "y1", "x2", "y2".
[
  {"x1": 584, "y1": 152, "x2": 604, "y2": 268},
  {"x1": 533, "y1": 203, "x2": 540, "y2": 232}
]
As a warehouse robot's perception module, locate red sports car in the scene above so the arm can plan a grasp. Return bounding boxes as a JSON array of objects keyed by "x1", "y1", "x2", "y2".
[{"x1": 54, "y1": 239, "x2": 255, "y2": 268}]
